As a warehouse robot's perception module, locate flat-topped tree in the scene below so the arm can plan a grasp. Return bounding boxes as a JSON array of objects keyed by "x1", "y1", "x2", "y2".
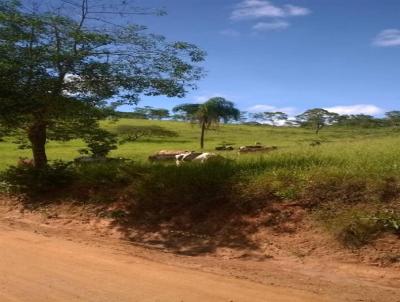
[
  {"x1": 296, "y1": 108, "x2": 339, "y2": 134},
  {"x1": 0, "y1": 0, "x2": 205, "y2": 168},
  {"x1": 148, "y1": 108, "x2": 170, "y2": 120},
  {"x1": 263, "y1": 112, "x2": 288, "y2": 126}
]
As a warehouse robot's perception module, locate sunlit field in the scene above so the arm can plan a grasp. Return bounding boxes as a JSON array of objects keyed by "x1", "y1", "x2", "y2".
[{"x1": 2, "y1": 118, "x2": 400, "y2": 177}]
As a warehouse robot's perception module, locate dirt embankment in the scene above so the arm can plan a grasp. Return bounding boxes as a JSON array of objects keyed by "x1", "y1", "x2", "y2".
[{"x1": 1, "y1": 197, "x2": 400, "y2": 302}]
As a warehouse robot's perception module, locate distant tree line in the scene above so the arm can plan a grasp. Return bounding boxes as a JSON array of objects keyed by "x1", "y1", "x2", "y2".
[
  {"x1": 117, "y1": 106, "x2": 400, "y2": 134},
  {"x1": 239, "y1": 109, "x2": 400, "y2": 133},
  {"x1": 115, "y1": 106, "x2": 171, "y2": 120}
]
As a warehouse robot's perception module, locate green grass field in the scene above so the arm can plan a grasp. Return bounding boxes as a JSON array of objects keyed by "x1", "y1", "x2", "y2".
[{"x1": 1, "y1": 118, "x2": 400, "y2": 175}]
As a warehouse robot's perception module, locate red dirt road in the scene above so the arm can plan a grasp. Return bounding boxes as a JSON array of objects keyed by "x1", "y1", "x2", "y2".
[
  {"x1": 0, "y1": 198, "x2": 399, "y2": 302},
  {"x1": 0, "y1": 226, "x2": 328, "y2": 302}
]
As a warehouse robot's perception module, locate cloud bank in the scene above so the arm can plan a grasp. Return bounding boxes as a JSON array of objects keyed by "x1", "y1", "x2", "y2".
[
  {"x1": 324, "y1": 104, "x2": 384, "y2": 115},
  {"x1": 247, "y1": 104, "x2": 297, "y2": 115},
  {"x1": 224, "y1": 0, "x2": 310, "y2": 35},
  {"x1": 231, "y1": 0, "x2": 310, "y2": 20}
]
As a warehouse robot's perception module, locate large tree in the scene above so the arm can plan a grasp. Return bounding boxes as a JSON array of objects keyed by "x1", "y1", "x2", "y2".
[
  {"x1": 0, "y1": 0, "x2": 205, "y2": 167},
  {"x1": 253, "y1": 111, "x2": 288, "y2": 126},
  {"x1": 148, "y1": 108, "x2": 170, "y2": 120},
  {"x1": 174, "y1": 97, "x2": 239, "y2": 149},
  {"x1": 296, "y1": 108, "x2": 338, "y2": 134}
]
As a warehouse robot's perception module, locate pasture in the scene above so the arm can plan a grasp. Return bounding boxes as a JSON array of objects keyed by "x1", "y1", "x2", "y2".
[{"x1": 1, "y1": 118, "x2": 400, "y2": 176}]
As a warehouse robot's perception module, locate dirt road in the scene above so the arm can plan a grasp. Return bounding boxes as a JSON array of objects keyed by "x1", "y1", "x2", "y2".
[
  {"x1": 0, "y1": 200, "x2": 399, "y2": 302},
  {"x1": 0, "y1": 225, "x2": 331, "y2": 302}
]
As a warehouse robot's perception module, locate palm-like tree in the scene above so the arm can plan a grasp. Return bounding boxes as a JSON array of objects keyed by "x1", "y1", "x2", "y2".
[{"x1": 174, "y1": 97, "x2": 239, "y2": 149}]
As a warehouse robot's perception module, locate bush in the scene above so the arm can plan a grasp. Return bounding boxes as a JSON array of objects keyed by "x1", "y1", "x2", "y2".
[
  {"x1": 316, "y1": 207, "x2": 400, "y2": 248},
  {"x1": 337, "y1": 216, "x2": 382, "y2": 247},
  {"x1": 81, "y1": 129, "x2": 118, "y2": 158},
  {"x1": 132, "y1": 161, "x2": 239, "y2": 222},
  {"x1": 73, "y1": 160, "x2": 135, "y2": 188},
  {"x1": 1, "y1": 161, "x2": 75, "y2": 196}
]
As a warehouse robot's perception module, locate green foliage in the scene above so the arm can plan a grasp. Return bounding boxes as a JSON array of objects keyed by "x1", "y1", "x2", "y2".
[
  {"x1": 252, "y1": 111, "x2": 288, "y2": 126},
  {"x1": 148, "y1": 108, "x2": 170, "y2": 120},
  {"x1": 336, "y1": 114, "x2": 385, "y2": 128},
  {"x1": 0, "y1": 161, "x2": 74, "y2": 196},
  {"x1": 338, "y1": 211, "x2": 400, "y2": 247},
  {"x1": 296, "y1": 108, "x2": 339, "y2": 134},
  {"x1": 199, "y1": 97, "x2": 241, "y2": 125},
  {"x1": 385, "y1": 111, "x2": 400, "y2": 127},
  {"x1": 81, "y1": 129, "x2": 118, "y2": 158},
  {"x1": 73, "y1": 160, "x2": 133, "y2": 189},
  {"x1": 173, "y1": 97, "x2": 240, "y2": 148},
  {"x1": 132, "y1": 161, "x2": 239, "y2": 221},
  {"x1": 0, "y1": 0, "x2": 205, "y2": 167},
  {"x1": 172, "y1": 103, "x2": 201, "y2": 122}
]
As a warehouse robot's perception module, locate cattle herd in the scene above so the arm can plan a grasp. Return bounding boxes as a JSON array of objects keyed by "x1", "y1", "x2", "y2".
[{"x1": 148, "y1": 144, "x2": 278, "y2": 165}]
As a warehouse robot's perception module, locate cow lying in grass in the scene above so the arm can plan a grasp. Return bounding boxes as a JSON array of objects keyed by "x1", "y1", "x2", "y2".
[
  {"x1": 149, "y1": 150, "x2": 225, "y2": 165},
  {"x1": 175, "y1": 151, "x2": 223, "y2": 166},
  {"x1": 148, "y1": 150, "x2": 188, "y2": 162}
]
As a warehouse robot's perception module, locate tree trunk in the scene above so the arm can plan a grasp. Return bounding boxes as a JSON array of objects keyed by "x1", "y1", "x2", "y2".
[
  {"x1": 316, "y1": 123, "x2": 321, "y2": 135},
  {"x1": 28, "y1": 121, "x2": 48, "y2": 168},
  {"x1": 200, "y1": 121, "x2": 206, "y2": 149}
]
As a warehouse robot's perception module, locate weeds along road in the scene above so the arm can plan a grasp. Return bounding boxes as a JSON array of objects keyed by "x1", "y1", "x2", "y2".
[{"x1": 0, "y1": 225, "x2": 328, "y2": 302}]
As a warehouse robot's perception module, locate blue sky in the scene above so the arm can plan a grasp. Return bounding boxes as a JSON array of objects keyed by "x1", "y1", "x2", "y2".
[{"x1": 129, "y1": 0, "x2": 400, "y2": 116}]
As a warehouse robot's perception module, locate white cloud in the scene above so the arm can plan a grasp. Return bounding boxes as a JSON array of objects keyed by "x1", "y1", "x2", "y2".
[
  {"x1": 324, "y1": 104, "x2": 384, "y2": 115},
  {"x1": 247, "y1": 104, "x2": 297, "y2": 115},
  {"x1": 284, "y1": 4, "x2": 310, "y2": 16},
  {"x1": 231, "y1": 0, "x2": 311, "y2": 20},
  {"x1": 373, "y1": 29, "x2": 400, "y2": 47},
  {"x1": 219, "y1": 29, "x2": 241, "y2": 37},
  {"x1": 253, "y1": 20, "x2": 290, "y2": 31}
]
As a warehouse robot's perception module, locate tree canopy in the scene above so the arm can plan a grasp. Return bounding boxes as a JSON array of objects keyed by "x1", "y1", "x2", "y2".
[
  {"x1": 0, "y1": 0, "x2": 205, "y2": 167},
  {"x1": 173, "y1": 97, "x2": 239, "y2": 148},
  {"x1": 296, "y1": 108, "x2": 339, "y2": 134}
]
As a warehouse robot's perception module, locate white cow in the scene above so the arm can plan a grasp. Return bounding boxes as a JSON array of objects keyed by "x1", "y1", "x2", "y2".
[{"x1": 175, "y1": 152, "x2": 222, "y2": 166}]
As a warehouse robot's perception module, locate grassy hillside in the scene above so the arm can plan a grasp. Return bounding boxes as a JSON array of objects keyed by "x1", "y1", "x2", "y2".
[
  {"x1": 1, "y1": 118, "x2": 400, "y2": 172},
  {"x1": 1, "y1": 119, "x2": 400, "y2": 253}
]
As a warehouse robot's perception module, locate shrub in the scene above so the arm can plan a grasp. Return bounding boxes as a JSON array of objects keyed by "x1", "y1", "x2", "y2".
[
  {"x1": 132, "y1": 161, "x2": 239, "y2": 222},
  {"x1": 81, "y1": 129, "x2": 118, "y2": 158},
  {"x1": 316, "y1": 207, "x2": 400, "y2": 248},
  {"x1": 1, "y1": 161, "x2": 75, "y2": 196},
  {"x1": 337, "y1": 215, "x2": 382, "y2": 247},
  {"x1": 73, "y1": 160, "x2": 135, "y2": 188}
]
